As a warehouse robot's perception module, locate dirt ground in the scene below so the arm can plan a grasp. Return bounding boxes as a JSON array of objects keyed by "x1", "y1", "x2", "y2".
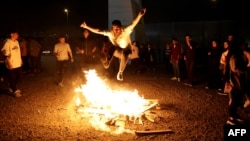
[{"x1": 0, "y1": 56, "x2": 249, "y2": 141}]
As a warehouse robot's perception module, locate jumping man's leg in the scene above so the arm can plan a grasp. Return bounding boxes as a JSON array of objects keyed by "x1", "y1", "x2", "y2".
[{"x1": 116, "y1": 50, "x2": 129, "y2": 81}]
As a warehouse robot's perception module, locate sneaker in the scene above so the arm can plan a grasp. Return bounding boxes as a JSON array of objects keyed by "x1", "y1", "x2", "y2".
[
  {"x1": 243, "y1": 99, "x2": 250, "y2": 108},
  {"x1": 13, "y1": 90, "x2": 22, "y2": 97},
  {"x1": 226, "y1": 117, "x2": 244, "y2": 125},
  {"x1": 171, "y1": 77, "x2": 177, "y2": 80},
  {"x1": 217, "y1": 91, "x2": 228, "y2": 96},
  {"x1": 117, "y1": 72, "x2": 123, "y2": 81},
  {"x1": 16, "y1": 89, "x2": 21, "y2": 93},
  {"x1": 184, "y1": 83, "x2": 192, "y2": 87},
  {"x1": 177, "y1": 78, "x2": 181, "y2": 82}
]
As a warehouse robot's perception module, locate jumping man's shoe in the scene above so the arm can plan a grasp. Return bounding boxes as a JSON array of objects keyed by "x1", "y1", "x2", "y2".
[{"x1": 117, "y1": 72, "x2": 123, "y2": 81}]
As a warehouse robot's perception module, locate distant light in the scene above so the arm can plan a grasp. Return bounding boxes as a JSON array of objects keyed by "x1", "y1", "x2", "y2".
[{"x1": 64, "y1": 9, "x2": 68, "y2": 13}]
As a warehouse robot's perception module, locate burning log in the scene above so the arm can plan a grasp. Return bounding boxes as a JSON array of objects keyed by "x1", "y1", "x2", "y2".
[
  {"x1": 144, "y1": 111, "x2": 160, "y2": 123},
  {"x1": 135, "y1": 129, "x2": 174, "y2": 135},
  {"x1": 134, "y1": 99, "x2": 159, "y2": 117}
]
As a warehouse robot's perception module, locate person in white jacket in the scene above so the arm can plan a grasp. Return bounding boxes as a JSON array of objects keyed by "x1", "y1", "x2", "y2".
[
  {"x1": 53, "y1": 35, "x2": 74, "y2": 87},
  {"x1": 1, "y1": 30, "x2": 22, "y2": 97}
]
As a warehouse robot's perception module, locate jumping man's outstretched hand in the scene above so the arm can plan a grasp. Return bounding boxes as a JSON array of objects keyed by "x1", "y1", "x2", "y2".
[
  {"x1": 140, "y1": 8, "x2": 146, "y2": 16},
  {"x1": 80, "y1": 22, "x2": 87, "y2": 28}
]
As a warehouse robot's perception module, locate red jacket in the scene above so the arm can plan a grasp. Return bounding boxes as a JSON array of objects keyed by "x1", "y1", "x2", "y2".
[{"x1": 170, "y1": 43, "x2": 182, "y2": 62}]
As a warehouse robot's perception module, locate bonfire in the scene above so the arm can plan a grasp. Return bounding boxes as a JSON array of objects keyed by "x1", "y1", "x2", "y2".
[{"x1": 74, "y1": 70, "x2": 172, "y2": 135}]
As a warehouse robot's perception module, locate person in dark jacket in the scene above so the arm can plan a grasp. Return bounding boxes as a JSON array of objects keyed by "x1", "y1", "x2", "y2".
[
  {"x1": 183, "y1": 34, "x2": 196, "y2": 86},
  {"x1": 170, "y1": 37, "x2": 182, "y2": 82},
  {"x1": 205, "y1": 39, "x2": 222, "y2": 89},
  {"x1": 76, "y1": 29, "x2": 98, "y2": 71}
]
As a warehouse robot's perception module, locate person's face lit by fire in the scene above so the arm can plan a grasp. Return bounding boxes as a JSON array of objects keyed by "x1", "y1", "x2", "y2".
[
  {"x1": 10, "y1": 32, "x2": 19, "y2": 41},
  {"x1": 212, "y1": 41, "x2": 217, "y2": 48},
  {"x1": 223, "y1": 41, "x2": 229, "y2": 49},
  {"x1": 112, "y1": 25, "x2": 122, "y2": 37},
  {"x1": 59, "y1": 37, "x2": 66, "y2": 43}
]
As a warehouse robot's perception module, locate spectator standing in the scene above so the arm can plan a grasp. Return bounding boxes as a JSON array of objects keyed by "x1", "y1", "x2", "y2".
[
  {"x1": 224, "y1": 39, "x2": 250, "y2": 125},
  {"x1": 170, "y1": 38, "x2": 182, "y2": 82},
  {"x1": 138, "y1": 43, "x2": 147, "y2": 73},
  {"x1": 164, "y1": 42, "x2": 172, "y2": 72},
  {"x1": 29, "y1": 37, "x2": 42, "y2": 73},
  {"x1": 53, "y1": 35, "x2": 74, "y2": 87},
  {"x1": 183, "y1": 34, "x2": 197, "y2": 86},
  {"x1": 1, "y1": 30, "x2": 22, "y2": 97},
  {"x1": 19, "y1": 37, "x2": 29, "y2": 74},
  {"x1": 218, "y1": 40, "x2": 230, "y2": 95},
  {"x1": 76, "y1": 29, "x2": 98, "y2": 71},
  {"x1": 205, "y1": 39, "x2": 222, "y2": 89},
  {"x1": 145, "y1": 42, "x2": 157, "y2": 71}
]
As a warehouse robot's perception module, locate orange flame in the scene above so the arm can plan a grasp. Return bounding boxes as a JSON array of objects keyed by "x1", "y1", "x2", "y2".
[{"x1": 74, "y1": 70, "x2": 149, "y2": 134}]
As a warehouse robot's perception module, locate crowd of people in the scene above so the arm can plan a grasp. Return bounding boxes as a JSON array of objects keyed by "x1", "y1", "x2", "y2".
[
  {"x1": 162, "y1": 33, "x2": 250, "y2": 125},
  {"x1": 0, "y1": 8, "x2": 250, "y2": 126}
]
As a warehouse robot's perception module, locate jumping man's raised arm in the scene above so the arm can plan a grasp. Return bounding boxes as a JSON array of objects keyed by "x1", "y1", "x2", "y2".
[
  {"x1": 126, "y1": 8, "x2": 146, "y2": 30},
  {"x1": 80, "y1": 22, "x2": 107, "y2": 36}
]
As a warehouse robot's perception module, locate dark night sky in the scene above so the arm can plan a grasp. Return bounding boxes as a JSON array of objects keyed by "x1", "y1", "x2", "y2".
[
  {"x1": 0, "y1": 0, "x2": 248, "y2": 35},
  {"x1": 141, "y1": 0, "x2": 248, "y2": 22},
  {"x1": 0, "y1": 0, "x2": 108, "y2": 34}
]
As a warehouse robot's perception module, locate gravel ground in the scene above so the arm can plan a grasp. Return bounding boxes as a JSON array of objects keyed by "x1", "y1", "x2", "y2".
[{"x1": 0, "y1": 56, "x2": 249, "y2": 141}]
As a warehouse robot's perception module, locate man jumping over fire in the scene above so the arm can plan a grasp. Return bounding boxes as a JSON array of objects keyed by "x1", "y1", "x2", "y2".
[{"x1": 80, "y1": 8, "x2": 146, "y2": 81}]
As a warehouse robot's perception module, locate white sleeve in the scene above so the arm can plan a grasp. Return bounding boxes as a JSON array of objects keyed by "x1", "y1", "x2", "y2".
[{"x1": 1, "y1": 43, "x2": 10, "y2": 56}]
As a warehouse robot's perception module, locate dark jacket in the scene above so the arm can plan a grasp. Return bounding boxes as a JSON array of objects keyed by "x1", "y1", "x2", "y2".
[{"x1": 183, "y1": 41, "x2": 196, "y2": 62}]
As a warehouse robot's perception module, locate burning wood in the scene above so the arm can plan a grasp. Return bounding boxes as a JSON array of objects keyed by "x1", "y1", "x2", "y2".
[
  {"x1": 135, "y1": 129, "x2": 174, "y2": 135},
  {"x1": 74, "y1": 70, "x2": 172, "y2": 135},
  {"x1": 76, "y1": 99, "x2": 159, "y2": 124}
]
